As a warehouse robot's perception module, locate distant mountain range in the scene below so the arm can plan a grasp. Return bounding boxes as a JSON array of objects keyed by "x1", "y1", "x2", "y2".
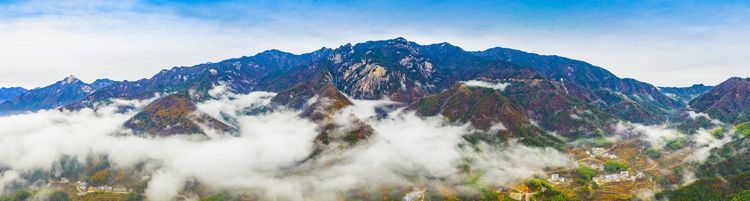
[
  {"x1": 1, "y1": 38, "x2": 746, "y2": 142},
  {"x1": 0, "y1": 76, "x2": 118, "y2": 113},
  {"x1": 0, "y1": 87, "x2": 27, "y2": 103},
  {"x1": 659, "y1": 84, "x2": 713, "y2": 103}
]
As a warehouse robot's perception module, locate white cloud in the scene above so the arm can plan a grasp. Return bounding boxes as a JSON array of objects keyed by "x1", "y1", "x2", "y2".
[
  {"x1": 0, "y1": 88, "x2": 577, "y2": 200},
  {"x1": 467, "y1": 142, "x2": 573, "y2": 184},
  {"x1": 1, "y1": 1, "x2": 749, "y2": 88},
  {"x1": 0, "y1": 171, "x2": 22, "y2": 194},
  {"x1": 615, "y1": 122, "x2": 682, "y2": 149},
  {"x1": 461, "y1": 80, "x2": 511, "y2": 90},
  {"x1": 685, "y1": 111, "x2": 723, "y2": 125},
  {"x1": 489, "y1": 121, "x2": 507, "y2": 132},
  {"x1": 686, "y1": 128, "x2": 732, "y2": 162},
  {"x1": 686, "y1": 111, "x2": 710, "y2": 119},
  {"x1": 614, "y1": 121, "x2": 734, "y2": 169},
  {"x1": 145, "y1": 169, "x2": 186, "y2": 201}
]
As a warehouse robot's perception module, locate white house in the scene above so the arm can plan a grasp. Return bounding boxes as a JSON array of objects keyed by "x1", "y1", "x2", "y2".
[{"x1": 403, "y1": 188, "x2": 426, "y2": 201}]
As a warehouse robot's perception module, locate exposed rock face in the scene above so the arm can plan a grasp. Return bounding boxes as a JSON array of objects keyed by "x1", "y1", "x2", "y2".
[
  {"x1": 0, "y1": 38, "x2": 699, "y2": 139},
  {"x1": 43, "y1": 38, "x2": 682, "y2": 126},
  {"x1": 124, "y1": 94, "x2": 235, "y2": 137},
  {"x1": 689, "y1": 77, "x2": 750, "y2": 123}
]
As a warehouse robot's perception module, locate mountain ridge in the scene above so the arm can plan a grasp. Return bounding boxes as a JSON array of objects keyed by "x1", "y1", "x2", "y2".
[
  {"x1": 689, "y1": 77, "x2": 750, "y2": 123},
  {"x1": 0, "y1": 38, "x2": 727, "y2": 139},
  {"x1": 0, "y1": 75, "x2": 117, "y2": 114},
  {"x1": 0, "y1": 87, "x2": 27, "y2": 103},
  {"x1": 659, "y1": 84, "x2": 713, "y2": 103}
]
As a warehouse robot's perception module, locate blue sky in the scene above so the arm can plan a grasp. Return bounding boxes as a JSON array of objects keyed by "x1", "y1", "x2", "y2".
[{"x1": 0, "y1": 0, "x2": 748, "y2": 88}]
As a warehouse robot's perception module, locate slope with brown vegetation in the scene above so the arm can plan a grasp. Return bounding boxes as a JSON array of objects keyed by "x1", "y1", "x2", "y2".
[
  {"x1": 690, "y1": 77, "x2": 750, "y2": 123},
  {"x1": 124, "y1": 94, "x2": 234, "y2": 137}
]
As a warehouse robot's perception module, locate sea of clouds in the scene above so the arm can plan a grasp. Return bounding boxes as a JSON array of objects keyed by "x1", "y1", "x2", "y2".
[{"x1": 0, "y1": 86, "x2": 574, "y2": 201}]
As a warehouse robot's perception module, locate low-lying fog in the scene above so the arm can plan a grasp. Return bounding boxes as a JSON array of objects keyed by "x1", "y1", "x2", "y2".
[{"x1": 0, "y1": 86, "x2": 574, "y2": 200}]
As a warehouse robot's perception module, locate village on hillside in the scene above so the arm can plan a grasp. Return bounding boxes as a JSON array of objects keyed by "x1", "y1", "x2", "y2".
[{"x1": 534, "y1": 139, "x2": 681, "y2": 200}]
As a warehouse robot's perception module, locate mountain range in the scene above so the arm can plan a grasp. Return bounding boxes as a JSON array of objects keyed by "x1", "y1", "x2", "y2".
[
  {"x1": 0, "y1": 87, "x2": 27, "y2": 103},
  {"x1": 659, "y1": 84, "x2": 713, "y2": 103},
  {"x1": 0, "y1": 76, "x2": 118, "y2": 113},
  {"x1": 1, "y1": 38, "x2": 747, "y2": 143},
  {"x1": 4, "y1": 37, "x2": 750, "y2": 200}
]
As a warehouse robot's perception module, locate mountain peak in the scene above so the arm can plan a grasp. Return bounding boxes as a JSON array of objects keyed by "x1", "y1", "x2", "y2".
[
  {"x1": 256, "y1": 49, "x2": 295, "y2": 57},
  {"x1": 383, "y1": 37, "x2": 414, "y2": 46},
  {"x1": 62, "y1": 75, "x2": 80, "y2": 85},
  {"x1": 93, "y1": 78, "x2": 113, "y2": 82},
  {"x1": 91, "y1": 78, "x2": 119, "y2": 90},
  {"x1": 392, "y1": 37, "x2": 408, "y2": 43},
  {"x1": 727, "y1": 77, "x2": 750, "y2": 82}
]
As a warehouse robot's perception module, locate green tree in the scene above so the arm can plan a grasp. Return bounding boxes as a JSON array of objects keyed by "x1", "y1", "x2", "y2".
[
  {"x1": 126, "y1": 193, "x2": 144, "y2": 201},
  {"x1": 48, "y1": 192, "x2": 70, "y2": 201},
  {"x1": 548, "y1": 194, "x2": 568, "y2": 201},
  {"x1": 709, "y1": 127, "x2": 725, "y2": 138},
  {"x1": 534, "y1": 190, "x2": 569, "y2": 201},
  {"x1": 736, "y1": 122, "x2": 750, "y2": 137},
  {"x1": 526, "y1": 178, "x2": 544, "y2": 191},
  {"x1": 604, "y1": 160, "x2": 629, "y2": 173},
  {"x1": 667, "y1": 137, "x2": 686, "y2": 150},
  {"x1": 0, "y1": 196, "x2": 13, "y2": 201},
  {"x1": 90, "y1": 169, "x2": 110, "y2": 185},
  {"x1": 201, "y1": 193, "x2": 226, "y2": 201},
  {"x1": 644, "y1": 148, "x2": 661, "y2": 159},
  {"x1": 731, "y1": 190, "x2": 750, "y2": 201},
  {"x1": 575, "y1": 166, "x2": 597, "y2": 184},
  {"x1": 0, "y1": 191, "x2": 31, "y2": 201},
  {"x1": 14, "y1": 191, "x2": 30, "y2": 201}
]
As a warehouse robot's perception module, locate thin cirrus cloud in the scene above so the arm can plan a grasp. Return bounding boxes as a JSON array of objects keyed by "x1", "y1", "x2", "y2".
[{"x1": 0, "y1": 0, "x2": 748, "y2": 88}]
